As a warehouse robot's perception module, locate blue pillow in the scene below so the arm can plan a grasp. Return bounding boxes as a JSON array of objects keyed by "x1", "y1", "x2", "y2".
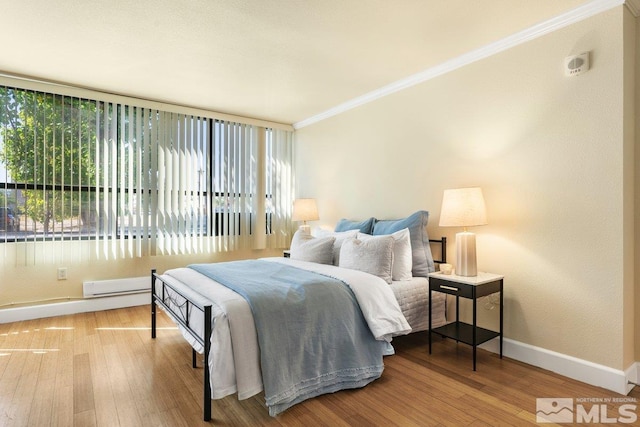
[
  {"x1": 334, "y1": 217, "x2": 375, "y2": 234},
  {"x1": 372, "y1": 210, "x2": 434, "y2": 276}
]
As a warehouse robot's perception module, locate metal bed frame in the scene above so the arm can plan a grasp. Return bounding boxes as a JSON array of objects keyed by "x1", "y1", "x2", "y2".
[
  {"x1": 151, "y1": 270, "x2": 212, "y2": 420},
  {"x1": 150, "y1": 236, "x2": 446, "y2": 421}
]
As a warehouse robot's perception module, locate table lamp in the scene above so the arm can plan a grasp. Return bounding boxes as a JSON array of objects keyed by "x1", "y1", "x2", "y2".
[
  {"x1": 439, "y1": 187, "x2": 487, "y2": 277},
  {"x1": 292, "y1": 198, "x2": 319, "y2": 234}
]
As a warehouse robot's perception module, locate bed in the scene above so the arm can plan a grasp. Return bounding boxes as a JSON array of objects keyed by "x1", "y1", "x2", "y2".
[{"x1": 151, "y1": 210, "x2": 447, "y2": 420}]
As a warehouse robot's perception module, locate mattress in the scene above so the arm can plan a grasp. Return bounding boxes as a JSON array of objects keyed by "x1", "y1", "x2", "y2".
[{"x1": 390, "y1": 276, "x2": 446, "y2": 332}]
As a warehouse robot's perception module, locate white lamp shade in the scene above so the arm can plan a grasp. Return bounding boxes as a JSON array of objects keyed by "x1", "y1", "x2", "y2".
[
  {"x1": 292, "y1": 198, "x2": 319, "y2": 223},
  {"x1": 439, "y1": 187, "x2": 487, "y2": 228}
]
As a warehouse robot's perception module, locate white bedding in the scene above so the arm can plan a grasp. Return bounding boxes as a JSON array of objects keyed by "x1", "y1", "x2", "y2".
[
  {"x1": 390, "y1": 277, "x2": 447, "y2": 332},
  {"x1": 158, "y1": 267, "x2": 262, "y2": 399},
  {"x1": 157, "y1": 257, "x2": 412, "y2": 401}
]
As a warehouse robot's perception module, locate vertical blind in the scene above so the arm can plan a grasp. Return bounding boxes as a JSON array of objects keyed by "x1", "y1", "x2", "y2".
[{"x1": 0, "y1": 85, "x2": 294, "y2": 264}]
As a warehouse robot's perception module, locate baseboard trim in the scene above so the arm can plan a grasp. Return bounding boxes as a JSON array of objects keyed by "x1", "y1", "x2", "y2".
[
  {"x1": 480, "y1": 338, "x2": 636, "y2": 395},
  {"x1": 0, "y1": 292, "x2": 150, "y2": 324}
]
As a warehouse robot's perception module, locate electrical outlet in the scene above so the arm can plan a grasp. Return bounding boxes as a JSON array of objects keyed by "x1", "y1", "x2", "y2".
[{"x1": 57, "y1": 267, "x2": 67, "y2": 281}]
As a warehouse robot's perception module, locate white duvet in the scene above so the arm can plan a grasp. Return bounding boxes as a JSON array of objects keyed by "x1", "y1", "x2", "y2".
[{"x1": 159, "y1": 257, "x2": 411, "y2": 401}]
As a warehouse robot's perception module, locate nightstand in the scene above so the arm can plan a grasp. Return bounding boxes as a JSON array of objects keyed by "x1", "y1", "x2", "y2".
[{"x1": 428, "y1": 271, "x2": 503, "y2": 370}]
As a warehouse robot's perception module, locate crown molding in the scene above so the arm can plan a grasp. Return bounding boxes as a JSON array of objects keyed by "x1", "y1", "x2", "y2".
[
  {"x1": 626, "y1": 0, "x2": 640, "y2": 16},
  {"x1": 294, "y1": 0, "x2": 625, "y2": 130}
]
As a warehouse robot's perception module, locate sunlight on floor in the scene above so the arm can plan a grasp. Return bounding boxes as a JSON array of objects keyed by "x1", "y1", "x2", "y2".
[
  {"x1": 0, "y1": 348, "x2": 60, "y2": 355},
  {"x1": 95, "y1": 327, "x2": 178, "y2": 331},
  {"x1": 1, "y1": 326, "x2": 75, "y2": 337}
]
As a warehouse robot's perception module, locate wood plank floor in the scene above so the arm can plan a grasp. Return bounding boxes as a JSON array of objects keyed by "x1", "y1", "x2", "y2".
[{"x1": 0, "y1": 305, "x2": 638, "y2": 426}]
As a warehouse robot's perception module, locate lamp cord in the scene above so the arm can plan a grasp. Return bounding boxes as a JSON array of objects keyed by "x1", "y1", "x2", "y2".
[{"x1": 483, "y1": 294, "x2": 499, "y2": 310}]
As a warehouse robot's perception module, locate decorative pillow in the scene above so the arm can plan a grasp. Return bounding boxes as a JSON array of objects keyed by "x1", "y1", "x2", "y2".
[
  {"x1": 334, "y1": 217, "x2": 375, "y2": 234},
  {"x1": 290, "y1": 230, "x2": 335, "y2": 265},
  {"x1": 359, "y1": 228, "x2": 412, "y2": 281},
  {"x1": 339, "y1": 236, "x2": 394, "y2": 284},
  {"x1": 372, "y1": 210, "x2": 434, "y2": 277},
  {"x1": 314, "y1": 229, "x2": 359, "y2": 265}
]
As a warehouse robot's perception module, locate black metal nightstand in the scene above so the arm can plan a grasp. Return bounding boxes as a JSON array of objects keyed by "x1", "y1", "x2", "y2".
[{"x1": 428, "y1": 271, "x2": 504, "y2": 370}]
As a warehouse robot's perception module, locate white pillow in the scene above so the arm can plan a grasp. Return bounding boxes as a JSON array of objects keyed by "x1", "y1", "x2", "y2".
[
  {"x1": 339, "y1": 236, "x2": 394, "y2": 284},
  {"x1": 360, "y1": 228, "x2": 412, "y2": 281},
  {"x1": 290, "y1": 230, "x2": 335, "y2": 265},
  {"x1": 315, "y1": 229, "x2": 359, "y2": 265}
]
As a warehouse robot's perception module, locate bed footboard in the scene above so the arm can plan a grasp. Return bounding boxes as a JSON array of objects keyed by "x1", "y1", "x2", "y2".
[{"x1": 151, "y1": 269, "x2": 213, "y2": 421}]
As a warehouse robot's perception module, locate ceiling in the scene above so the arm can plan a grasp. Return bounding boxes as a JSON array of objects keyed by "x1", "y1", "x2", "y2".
[{"x1": 0, "y1": 0, "x2": 630, "y2": 126}]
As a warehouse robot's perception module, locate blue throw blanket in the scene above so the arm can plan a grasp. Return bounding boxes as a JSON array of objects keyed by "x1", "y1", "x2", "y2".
[{"x1": 189, "y1": 260, "x2": 388, "y2": 416}]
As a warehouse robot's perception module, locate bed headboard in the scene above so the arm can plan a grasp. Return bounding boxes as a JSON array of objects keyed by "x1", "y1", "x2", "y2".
[{"x1": 429, "y1": 237, "x2": 447, "y2": 264}]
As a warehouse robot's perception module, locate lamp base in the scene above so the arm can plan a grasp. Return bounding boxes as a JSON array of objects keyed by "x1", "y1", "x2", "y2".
[
  {"x1": 456, "y1": 231, "x2": 477, "y2": 277},
  {"x1": 298, "y1": 224, "x2": 311, "y2": 234}
]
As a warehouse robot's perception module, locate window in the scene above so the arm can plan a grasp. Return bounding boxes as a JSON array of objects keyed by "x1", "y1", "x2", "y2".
[{"x1": 0, "y1": 84, "x2": 294, "y2": 263}]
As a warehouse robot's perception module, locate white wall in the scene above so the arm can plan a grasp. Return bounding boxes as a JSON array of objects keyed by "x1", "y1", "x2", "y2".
[
  {"x1": 623, "y1": 6, "x2": 637, "y2": 372},
  {"x1": 295, "y1": 7, "x2": 634, "y2": 371},
  {"x1": 0, "y1": 242, "x2": 282, "y2": 310},
  {"x1": 634, "y1": 10, "x2": 640, "y2": 364}
]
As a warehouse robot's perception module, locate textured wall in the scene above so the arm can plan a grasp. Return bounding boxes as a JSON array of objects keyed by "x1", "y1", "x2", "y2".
[
  {"x1": 623, "y1": 7, "x2": 637, "y2": 370},
  {"x1": 295, "y1": 8, "x2": 632, "y2": 369}
]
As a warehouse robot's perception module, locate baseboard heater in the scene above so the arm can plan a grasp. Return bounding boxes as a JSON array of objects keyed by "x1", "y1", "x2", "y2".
[{"x1": 83, "y1": 276, "x2": 150, "y2": 298}]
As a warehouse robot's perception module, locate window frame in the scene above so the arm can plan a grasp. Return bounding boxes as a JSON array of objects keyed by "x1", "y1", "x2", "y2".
[{"x1": 0, "y1": 80, "x2": 294, "y2": 259}]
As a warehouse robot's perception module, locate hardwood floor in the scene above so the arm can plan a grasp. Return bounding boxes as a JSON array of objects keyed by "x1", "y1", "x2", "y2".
[{"x1": 0, "y1": 305, "x2": 638, "y2": 426}]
